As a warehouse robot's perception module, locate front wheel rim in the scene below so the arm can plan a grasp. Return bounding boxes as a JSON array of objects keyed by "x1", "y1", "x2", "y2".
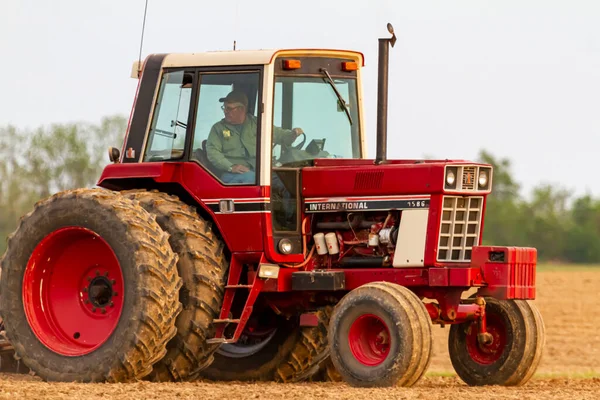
[
  {"x1": 22, "y1": 226, "x2": 125, "y2": 356},
  {"x1": 465, "y1": 314, "x2": 507, "y2": 365},
  {"x1": 348, "y1": 314, "x2": 391, "y2": 366}
]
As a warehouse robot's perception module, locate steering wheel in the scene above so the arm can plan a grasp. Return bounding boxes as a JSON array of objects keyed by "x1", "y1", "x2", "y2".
[{"x1": 289, "y1": 132, "x2": 306, "y2": 150}]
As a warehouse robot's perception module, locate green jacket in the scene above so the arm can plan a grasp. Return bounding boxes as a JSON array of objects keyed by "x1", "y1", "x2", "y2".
[{"x1": 206, "y1": 114, "x2": 295, "y2": 173}]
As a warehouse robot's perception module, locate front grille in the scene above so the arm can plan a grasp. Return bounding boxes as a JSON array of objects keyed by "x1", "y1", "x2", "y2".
[
  {"x1": 437, "y1": 196, "x2": 483, "y2": 262},
  {"x1": 462, "y1": 166, "x2": 476, "y2": 190}
]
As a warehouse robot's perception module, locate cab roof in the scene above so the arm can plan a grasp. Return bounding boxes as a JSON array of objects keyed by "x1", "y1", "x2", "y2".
[
  {"x1": 131, "y1": 49, "x2": 365, "y2": 78},
  {"x1": 159, "y1": 48, "x2": 365, "y2": 68}
]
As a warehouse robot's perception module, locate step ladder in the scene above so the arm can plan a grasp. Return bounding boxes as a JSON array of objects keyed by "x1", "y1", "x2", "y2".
[{"x1": 206, "y1": 256, "x2": 265, "y2": 344}]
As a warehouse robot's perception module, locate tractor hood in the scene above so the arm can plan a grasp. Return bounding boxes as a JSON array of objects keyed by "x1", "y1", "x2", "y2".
[{"x1": 300, "y1": 158, "x2": 491, "y2": 198}]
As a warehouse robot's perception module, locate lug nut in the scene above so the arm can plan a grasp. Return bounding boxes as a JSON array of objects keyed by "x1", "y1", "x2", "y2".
[
  {"x1": 92, "y1": 307, "x2": 97, "y2": 313},
  {"x1": 84, "y1": 300, "x2": 90, "y2": 304},
  {"x1": 95, "y1": 270, "x2": 100, "y2": 276},
  {"x1": 104, "y1": 272, "x2": 109, "y2": 277},
  {"x1": 113, "y1": 292, "x2": 118, "y2": 297},
  {"x1": 101, "y1": 308, "x2": 107, "y2": 314},
  {"x1": 87, "y1": 276, "x2": 92, "y2": 282},
  {"x1": 82, "y1": 288, "x2": 88, "y2": 293},
  {"x1": 110, "y1": 301, "x2": 114, "y2": 307},
  {"x1": 110, "y1": 279, "x2": 116, "y2": 285}
]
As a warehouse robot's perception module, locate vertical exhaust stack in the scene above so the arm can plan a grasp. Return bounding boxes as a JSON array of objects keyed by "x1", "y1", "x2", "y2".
[{"x1": 375, "y1": 23, "x2": 397, "y2": 165}]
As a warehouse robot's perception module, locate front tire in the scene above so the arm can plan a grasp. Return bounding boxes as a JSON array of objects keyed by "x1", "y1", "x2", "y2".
[
  {"x1": 0, "y1": 188, "x2": 182, "y2": 382},
  {"x1": 328, "y1": 282, "x2": 432, "y2": 387},
  {"x1": 448, "y1": 297, "x2": 545, "y2": 386}
]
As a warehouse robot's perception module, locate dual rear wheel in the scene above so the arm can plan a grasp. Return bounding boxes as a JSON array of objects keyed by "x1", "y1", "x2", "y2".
[{"x1": 0, "y1": 188, "x2": 183, "y2": 382}]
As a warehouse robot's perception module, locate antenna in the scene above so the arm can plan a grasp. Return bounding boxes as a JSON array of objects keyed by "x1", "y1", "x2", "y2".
[
  {"x1": 137, "y1": 0, "x2": 149, "y2": 77},
  {"x1": 233, "y1": 40, "x2": 236, "y2": 51}
]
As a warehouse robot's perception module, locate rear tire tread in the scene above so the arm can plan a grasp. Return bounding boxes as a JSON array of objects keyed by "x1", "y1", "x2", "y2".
[
  {"x1": 275, "y1": 306, "x2": 333, "y2": 383},
  {"x1": 121, "y1": 189, "x2": 228, "y2": 382}
]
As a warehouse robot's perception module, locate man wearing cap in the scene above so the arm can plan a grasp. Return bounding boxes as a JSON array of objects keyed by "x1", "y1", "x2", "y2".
[{"x1": 206, "y1": 90, "x2": 303, "y2": 184}]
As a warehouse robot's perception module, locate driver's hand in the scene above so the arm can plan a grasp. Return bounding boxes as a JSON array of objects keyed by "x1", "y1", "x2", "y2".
[
  {"x1": 292, "y1": 127, "x2": 303, "y2": 136},
  {"x1": 231, "y1": 164, "x2": 250, "y2": 174}
]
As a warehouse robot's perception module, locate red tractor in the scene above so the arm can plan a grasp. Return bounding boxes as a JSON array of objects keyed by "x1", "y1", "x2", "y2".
[{"x1": 0, "y1": 25, "x2": 544, "y2": 386}]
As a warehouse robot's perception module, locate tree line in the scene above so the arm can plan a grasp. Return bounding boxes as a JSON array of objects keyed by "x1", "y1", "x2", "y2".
[{"x1": 0, "y1": 118, "x2": 598, "y2": 262}]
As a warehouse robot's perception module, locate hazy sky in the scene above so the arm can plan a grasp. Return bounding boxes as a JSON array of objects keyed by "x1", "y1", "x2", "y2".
[{"x1": 1, "y1": 1, "x2": 599, "y2": 199}]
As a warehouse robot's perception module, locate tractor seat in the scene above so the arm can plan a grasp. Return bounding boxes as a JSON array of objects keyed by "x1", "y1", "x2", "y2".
[{"x1": 192, "y1": 140, "x2": 221, "y2": 177}]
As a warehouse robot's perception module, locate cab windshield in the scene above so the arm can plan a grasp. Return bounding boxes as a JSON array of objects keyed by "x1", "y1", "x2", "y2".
[{"x1": 272, "y1": 76, "x2": 361, "y2": 166}]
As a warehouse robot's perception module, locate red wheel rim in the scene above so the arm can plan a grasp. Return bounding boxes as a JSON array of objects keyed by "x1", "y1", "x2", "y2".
[
  {"x1": 348, "y1": 314, "x2": 391, "y2": 366},
  {"x1": 465, "y1": 313, "x2": 507, "y2": 365},
  {"x1": 22, "y1": 227, "x2": 124, "y2": 356}
]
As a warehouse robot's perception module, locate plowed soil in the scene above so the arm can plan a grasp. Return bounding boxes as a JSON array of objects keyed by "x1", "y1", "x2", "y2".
[{"x1": 1, "y1": 268, "x2": 599, "y2": 399}]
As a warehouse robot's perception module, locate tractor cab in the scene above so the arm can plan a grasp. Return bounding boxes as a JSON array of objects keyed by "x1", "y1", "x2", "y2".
[{"x1": 105, "y1": 49, "x2": 367, "y2": 261}]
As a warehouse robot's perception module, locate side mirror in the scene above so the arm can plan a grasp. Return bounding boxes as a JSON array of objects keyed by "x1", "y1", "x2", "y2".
[{"x1": 108, "y1": 147, "x2": 121, "y2": 163}]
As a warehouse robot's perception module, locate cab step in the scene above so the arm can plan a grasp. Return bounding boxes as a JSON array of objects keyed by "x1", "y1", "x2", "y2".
[
  {"x1": 206, "y1": 338, "x2": 236, "y2": 344},
  {"x1": 213, "y1": 318, "x2": 241, "y2": 324}
]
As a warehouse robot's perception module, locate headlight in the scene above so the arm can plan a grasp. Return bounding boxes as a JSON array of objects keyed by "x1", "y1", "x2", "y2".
[
  {"x1": 478, "y1": 167, "x2": 491, "y2": 190},
  {"x1": 445, "y1": 167, "x2": 458, "y2": 190},
  {"x1": 278, "y1": 238, "x2": 293, "y2": 254},
  {"x1": 478, "y1": 171, "x2": 488, "y2": 187},
  {"x1": 446, "y1": 170, "x2": 455, "y2": 186}
]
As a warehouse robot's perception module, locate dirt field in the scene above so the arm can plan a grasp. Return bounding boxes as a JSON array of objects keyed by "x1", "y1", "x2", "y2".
[{"x1": 1, "y1": 267, "x2": 599, "y2": 399}]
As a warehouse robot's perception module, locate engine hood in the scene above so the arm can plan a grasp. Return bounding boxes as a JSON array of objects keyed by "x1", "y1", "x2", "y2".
[{"x1": 300, "y1": 158, "x2": 489, "y2": 198}]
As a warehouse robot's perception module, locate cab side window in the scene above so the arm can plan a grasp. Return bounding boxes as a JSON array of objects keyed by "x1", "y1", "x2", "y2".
[
  {"x1": 191, "y1": 71, "x2": 261, "y2": 185},
  {"x1": 143, "y1": 70, "x2": 193, "y2": 162}
]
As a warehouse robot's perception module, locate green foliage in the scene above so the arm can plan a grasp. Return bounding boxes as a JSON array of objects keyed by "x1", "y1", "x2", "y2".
[
  {"x1": 0, "y1": 117, "x2": 599, "y2": 263},
  {"x1": 0, "y1": 115, "x2": 126, "y2": 254},
  {"x1": 477, "y1": 151, "x2": 600, "y2": 263}
]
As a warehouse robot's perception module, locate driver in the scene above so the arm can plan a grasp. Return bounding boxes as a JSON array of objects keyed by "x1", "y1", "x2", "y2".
[{"x1": 206, "y1": 90, "x2": 303, "y2": 184}]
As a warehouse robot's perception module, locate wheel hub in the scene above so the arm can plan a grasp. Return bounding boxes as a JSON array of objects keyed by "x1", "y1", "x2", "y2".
[
  {"x1": 466, "y1": 315, "x2": 507, "y2": 364},
  {"x1": 83, "y1": 273, "x2": 117, "y2": 313},
  {"x1": 348, "y1": 314, "x2": 391, "y2": 367}
]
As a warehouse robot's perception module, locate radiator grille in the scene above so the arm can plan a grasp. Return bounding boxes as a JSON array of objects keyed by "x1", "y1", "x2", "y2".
[
  {"x1": 438, "y1": 196, "x2": 483, "y2": 262},
  {"x1": 461, "y1": 166, "x2": 476, "y2": 190}
]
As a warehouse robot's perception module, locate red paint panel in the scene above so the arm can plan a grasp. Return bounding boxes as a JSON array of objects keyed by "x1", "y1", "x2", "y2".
[
  {"x1": 302, "y1": 163, "x2": 444, "y2": 197},
  {"x1": 343, "y1": 268, "x2": 429, "y2": 290},
  {"x1": 428, "y1": 268, "x2": 449, "y2": 286},
  {"x1": 448, "y1": 268, "x2": 484, "y2": 287},
  {"x1": 97, "y1": 162, "x2": 166, "y2": 184},
  {"x1": 180, "y1": 163, "x2": 264, "y2": 199},
  {"x1": 311, "y1": 158, "x2": 474, "y2": 167},
  {"x1": 425, "y1": 194, "x2": 443, "y2": 267}
]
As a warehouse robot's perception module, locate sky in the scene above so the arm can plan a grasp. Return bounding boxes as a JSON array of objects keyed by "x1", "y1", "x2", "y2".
[{"x1": 1, "y1": 0, "x2": 599, "y2": 199}]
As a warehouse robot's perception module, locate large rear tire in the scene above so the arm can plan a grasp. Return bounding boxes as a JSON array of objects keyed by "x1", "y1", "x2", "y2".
[
  {"x1": 121, "y1": 189, "x2": 228, "y2": 381},
  {"x1": 275, "y1": 306, "x2": 332, "y2": 383},
  {"x1": 197, "y1": 312, "x2": 299, "y2": 382},
  {"x1": 448, "y1": 297, "x2": 545, "y2": 386},
  {"x1": 198, "y1": 306, "x2": 332, "y2": 382},
  {"x1": 328, "y1": 282, "x2": 432, "y2": 387},
  {"x1": 0, "y1": 188, "x2": 182, "y2": 382}
]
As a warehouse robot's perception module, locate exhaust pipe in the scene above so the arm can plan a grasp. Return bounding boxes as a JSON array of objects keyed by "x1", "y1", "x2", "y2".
[{"x1": 375, "y1": 23, "x2": 397, "y2": 165}]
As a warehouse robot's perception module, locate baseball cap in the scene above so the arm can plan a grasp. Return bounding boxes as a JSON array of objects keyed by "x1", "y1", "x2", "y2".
[{"x1": 219, "y1": 90, "x2": 248, "y2": 108}]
